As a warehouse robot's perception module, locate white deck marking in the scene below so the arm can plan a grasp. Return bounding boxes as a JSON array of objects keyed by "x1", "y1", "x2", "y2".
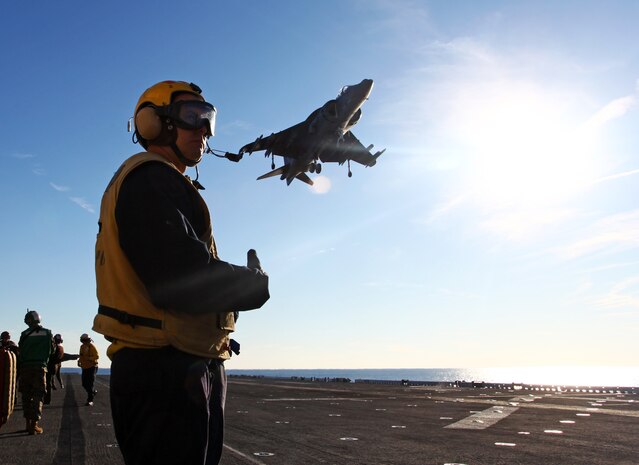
[
  {"x1": 264, "y1": 397, "x2": 371, "y2": 402},
  {"x1": 224, "y1": 445, "x2": 268, "y2": 465},
  {"x1": 429, "y1": 394, "x2": 639, "y2": 418},
  {"x1": 445, "y1": 405, "x2": 519, "y2": 430}
]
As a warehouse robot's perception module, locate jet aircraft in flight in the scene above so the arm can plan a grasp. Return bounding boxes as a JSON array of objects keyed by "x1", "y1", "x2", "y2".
[{"x1": 239, "y1": 79, "x2": 385, "y2": 186}]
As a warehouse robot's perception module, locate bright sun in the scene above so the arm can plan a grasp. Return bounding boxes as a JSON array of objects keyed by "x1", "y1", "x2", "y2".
[{"x1": 451, "y1": 82, "x2": 602, "y2": 209}]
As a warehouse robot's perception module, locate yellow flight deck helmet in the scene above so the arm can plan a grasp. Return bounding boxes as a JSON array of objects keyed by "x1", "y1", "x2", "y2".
[
  {"x1": 135, "y1": 81, "x2": 201, "y2": 109},
  {"x1": 133, "y1": 81, "x2": 217, "y2": 162}
]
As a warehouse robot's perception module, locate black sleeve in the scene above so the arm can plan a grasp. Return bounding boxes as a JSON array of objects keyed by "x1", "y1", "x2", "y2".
[{"x1": 116, "y1": 162, "x2": 269, "y2": 314}]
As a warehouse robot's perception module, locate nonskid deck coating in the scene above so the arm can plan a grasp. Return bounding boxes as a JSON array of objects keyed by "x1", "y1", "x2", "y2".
[{"x1": 0, "y1": 374, "x2": 637, "y2": 464}]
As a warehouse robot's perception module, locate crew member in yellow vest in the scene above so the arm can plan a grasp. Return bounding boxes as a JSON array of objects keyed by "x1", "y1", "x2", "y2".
[
  {"x1": 93, "y1": 80, "x2": 269, "y2": 465},
  {"x1": 78, "y1": 333, "x2": 99, "y2": 406}
]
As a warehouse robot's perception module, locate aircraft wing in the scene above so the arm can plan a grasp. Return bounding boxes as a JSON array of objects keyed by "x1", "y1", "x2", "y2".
[
  {"x1": 239, "y1": 117, "x2": 315, "y2": 159},
  {"x1": 318, "y1": 132, "x2": 381, "y2": 167}
]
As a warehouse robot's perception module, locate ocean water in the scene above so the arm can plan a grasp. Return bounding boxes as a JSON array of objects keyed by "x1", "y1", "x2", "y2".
[
  {"x1": 227, "y1": 366, "x2": 639, "y2": 387},
  {"x1": 60, "y1": 366, "x2": 639, "y2": 387}
]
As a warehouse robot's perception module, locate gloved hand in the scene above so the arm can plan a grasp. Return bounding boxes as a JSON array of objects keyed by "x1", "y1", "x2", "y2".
[
  {"x1": 231, "y1": 248, "x2": 269, "y2": 312},
  {"x1": 247, "y1": 249, "x2": 263, "y2": 272},
  {"x1": 229, "y1": 339, "x2": 241, "y2": 356}
]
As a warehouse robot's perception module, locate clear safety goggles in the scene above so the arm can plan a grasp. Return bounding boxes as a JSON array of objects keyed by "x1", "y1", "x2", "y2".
[{"x1": 167, "y1": 100, "x2": 217, "y2": 136}]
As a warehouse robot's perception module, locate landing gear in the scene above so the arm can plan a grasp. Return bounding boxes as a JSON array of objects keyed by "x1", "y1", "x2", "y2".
[
  {"x1": 309, "y1": 162, "x2": 322, "y2": 174},
  {"x1": 347, "y1": 159, "x2": 352, "y2": 178},
  {"x1": 265, "y1": 150, "x2": 275, "y2": 169}
]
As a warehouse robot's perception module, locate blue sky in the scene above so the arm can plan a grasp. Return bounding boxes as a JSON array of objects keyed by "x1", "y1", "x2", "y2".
[{"x1": 1, "y1": 1, "x2": 638, "y2": 370}]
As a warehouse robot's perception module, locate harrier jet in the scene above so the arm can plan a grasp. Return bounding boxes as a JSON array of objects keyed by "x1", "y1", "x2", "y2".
[{"x1": 239, "y1": 79, "x2": 385, "y2": 186}]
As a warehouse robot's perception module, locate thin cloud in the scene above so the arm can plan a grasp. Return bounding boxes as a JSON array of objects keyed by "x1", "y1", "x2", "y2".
[
  {"x1": 595, "y1": 276, "x2": 639, "y2": 310},
  {"x1": 49, "y1": 182, "x2": 70, "y2": 192},
  {"x1": 364, "y1": 280, "x2": 425, "y2": 290},
  {"x1": 11, "y1": 152, "x2": 94, "y2": 214},
  {"x1": 10, "y1": 152, "x2": 35, "y2": 160},
  {"x1": 218, "y1": 119, "x2": 253, "y2": 134},
  {"x1": 584, "y1": 95, "x2": 637, "y2": 130},
  {"x1": 69, "y1": 197, "x2": 95, "y2": 214},
  {"x1": 426, "y1": 37, "x2": 497, "y2": 65},
  {"x1": 479, "y1": 208, "x2": 578, "y2": 242},
  {"x1": 32, "y1": 166, "x2": 46, "y2": 176},
  {"x1": 577, "y1": 260, "x2": 639, "y2": 274},
  {"x1": 592, "y1": 168, "x2": 639, "y2": 185},
  {"x1": 8, "y1": 151, "x2": 45, "y2": 174},
  {"x1": 425, "y1": 194, "x2": 467, "y2": 223},
  {"x1": 555, "y1": 210, "x2": 639, "y2": 260},
  {"x1": 285, "y1": 247, "x2": 336, "y2": 262}
]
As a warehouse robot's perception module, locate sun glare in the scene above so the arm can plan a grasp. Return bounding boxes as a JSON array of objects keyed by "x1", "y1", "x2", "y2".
[
  {"x1": 310, "y1": 175, "x2": 332, "y2": 194},
  {"x1": 452, "y1": 83, "x2": 602, "y2": 209}
]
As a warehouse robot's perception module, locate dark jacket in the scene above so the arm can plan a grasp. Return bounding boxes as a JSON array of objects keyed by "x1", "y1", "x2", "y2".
[
  {"x1": 49, "y1": 343, "x2": 64, "y2": 365},
  {"x1": 18, "y1": 326, "x2": 53, "y2": 369}
]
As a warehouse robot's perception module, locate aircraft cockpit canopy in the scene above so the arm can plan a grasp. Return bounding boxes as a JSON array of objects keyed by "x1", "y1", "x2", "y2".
[{"x1": 338, "y1": 85, "x2": 350, "y2": 97}]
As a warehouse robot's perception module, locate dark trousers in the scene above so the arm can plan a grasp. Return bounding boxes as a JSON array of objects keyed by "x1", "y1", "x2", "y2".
[
  {"x1": 81, "y1": 366, "x2": 97, "y2": 401},
  {"x1": 44, "y1": 362, "x2": 63, "y2": 405},
  {"x1": 110, "y1": 346, "x2": 226, "y2": 465},
  {"x1": 52, "y1": 362, "x2": 63, "y2": 387},
  {"x1": 19, "y1": 366, "x2": 46, "y2": 421}
]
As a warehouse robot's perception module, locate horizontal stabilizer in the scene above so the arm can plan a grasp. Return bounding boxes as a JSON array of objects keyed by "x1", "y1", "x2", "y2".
[
  {"x1": 294, "y1": 172, "x2": 314, "y2": 186},
  {"x1": 370, "y1": 148, "x2": 386, "y2": 166},
  {"x1": 257, "y1": 166, "x2": 286, "y2": 180}
]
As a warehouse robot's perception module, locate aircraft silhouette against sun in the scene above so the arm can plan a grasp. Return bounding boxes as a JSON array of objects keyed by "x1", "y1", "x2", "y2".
[{"x1": 238, "y1": 79, "x2": 385, "y2": 186}]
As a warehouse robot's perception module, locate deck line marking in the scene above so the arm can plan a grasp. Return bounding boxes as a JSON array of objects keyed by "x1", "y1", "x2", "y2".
[
  {"x1": 445, "y1": 405, "x2": 519, "y2": 430},
  {"x1": 429, "y1": 395, "x2": 639, "y2": 418},
  {"x1": 264, "y1": 397, "x2": 370, "y2": 402},
  {"x1": 224, "y1": 444, "x2": 268, "y2": 465},
  {"x1": 230, "y1": 380, "x2": 352, "y2": 394}
]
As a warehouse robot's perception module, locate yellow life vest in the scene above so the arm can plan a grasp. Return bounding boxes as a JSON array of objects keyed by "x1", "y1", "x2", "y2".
[{"x1": 93, "y1": 152, "x2": 234, "y2": 359}]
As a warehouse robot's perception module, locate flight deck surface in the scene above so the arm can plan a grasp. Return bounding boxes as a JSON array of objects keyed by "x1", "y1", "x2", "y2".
[{"x1": 0, "y1": 375, "x2": 637, "y2": 464}]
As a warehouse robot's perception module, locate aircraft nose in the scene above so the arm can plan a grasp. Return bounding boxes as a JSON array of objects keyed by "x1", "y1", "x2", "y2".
[
  {"x1": 357, "y1": 79, "x2": 374, "y2": 96},
  {"x1": 361, "y1": 79, "x2": 374, "y2": 89}
]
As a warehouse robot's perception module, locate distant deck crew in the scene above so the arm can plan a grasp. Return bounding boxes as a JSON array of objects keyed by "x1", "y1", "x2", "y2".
[
  {"x1": 1, "y1": 331, "x2": 19, "y2": 356},
  {"x1": 46, "y1": 333, "x2": 65, "y2": 396},
  {"x1": 78, "y1": 333, "x2": 99, "y2": 406},
  {"x1": 18, "y1": 310, "x2": 53, "y2": 435}
]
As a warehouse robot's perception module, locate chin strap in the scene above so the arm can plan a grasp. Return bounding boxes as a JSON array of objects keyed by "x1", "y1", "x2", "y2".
[
  {"x1": 169, "y1": 142, "x2": 205, "y2": 190},
  {"x1": 170, "y1": 142, "x2": 201, "y2": 168}
]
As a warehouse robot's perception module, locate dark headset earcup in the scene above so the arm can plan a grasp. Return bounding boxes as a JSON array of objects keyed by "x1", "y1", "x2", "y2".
[{"x1": 135, "y1": 106, "x2": 162, "y2": 140}]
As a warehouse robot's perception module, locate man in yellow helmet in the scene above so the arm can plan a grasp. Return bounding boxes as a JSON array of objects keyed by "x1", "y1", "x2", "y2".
[{"x1": 93, "y1": 81, "x2": 269, "y2": 465}]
